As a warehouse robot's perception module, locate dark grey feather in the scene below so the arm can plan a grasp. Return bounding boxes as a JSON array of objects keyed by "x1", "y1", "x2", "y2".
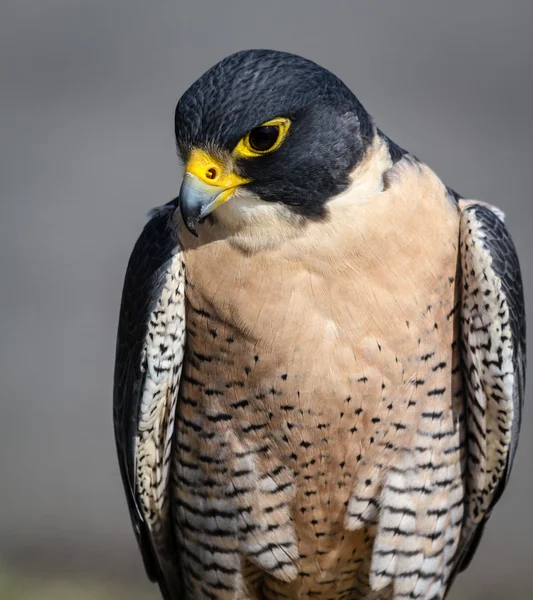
[
  {"x1": 448, "y1": 203, "x2": 526, "y2": 592},
  {"x1": 113, "y1": 198, "x2": 183, "y2": 599}
]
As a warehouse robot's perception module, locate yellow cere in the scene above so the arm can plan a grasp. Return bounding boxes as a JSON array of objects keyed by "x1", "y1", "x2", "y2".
[
  {"x1": 233, "y1": 117, "x2": 291, "y2": 159},
  {"x1": 185, "y1": 148, "x2": 250, "y2": 189}
]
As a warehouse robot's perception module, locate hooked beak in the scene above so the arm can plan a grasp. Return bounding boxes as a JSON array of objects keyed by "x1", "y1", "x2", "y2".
[
  {"x1": 179, "y1": 174, "x2": 233, "y2": 236},
  {"x1": 178, "y1": 148, "x2": 250, "y2": 236}
]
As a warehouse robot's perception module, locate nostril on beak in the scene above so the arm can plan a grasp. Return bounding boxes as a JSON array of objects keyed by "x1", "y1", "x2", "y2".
[{"x1": 205, "y1": 167, "x2": 217, "y2": 180}]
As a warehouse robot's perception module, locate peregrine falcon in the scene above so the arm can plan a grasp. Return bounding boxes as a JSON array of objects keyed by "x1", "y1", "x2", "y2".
[{"x1": 113, "y1": 49, "x2": 526, "y2": 600}]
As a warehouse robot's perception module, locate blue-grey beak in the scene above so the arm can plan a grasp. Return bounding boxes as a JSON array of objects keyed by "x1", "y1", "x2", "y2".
[{"x1": 179, "y1": 173, "x2": 231, "y2": 236}]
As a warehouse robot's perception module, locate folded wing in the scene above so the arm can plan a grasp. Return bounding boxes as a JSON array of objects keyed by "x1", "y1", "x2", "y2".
[
  {"x1": 113, "y1": 202, "x2": 185, "y2": 599},
  {"x1": 454, "y1": 200, "x2": 526, "y2": 578}
]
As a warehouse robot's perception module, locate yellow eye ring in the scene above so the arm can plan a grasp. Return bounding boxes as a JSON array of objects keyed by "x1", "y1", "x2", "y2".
[{"x1": 233, "y1": 117, "x2": 291, "y2": 159}]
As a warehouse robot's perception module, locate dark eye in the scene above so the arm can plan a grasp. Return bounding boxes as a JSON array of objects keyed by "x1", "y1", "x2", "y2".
[{"x1": 247, "y1": 126, "x2": 280, "y2": 152}]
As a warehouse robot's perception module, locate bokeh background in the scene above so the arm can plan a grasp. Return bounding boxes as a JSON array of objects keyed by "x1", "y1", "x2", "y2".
[{"x1": 1, "y1": 1, "x2": 532, "y2": 598}]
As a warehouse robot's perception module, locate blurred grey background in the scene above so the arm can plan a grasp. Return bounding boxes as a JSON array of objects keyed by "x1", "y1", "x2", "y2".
[{"x1": 1, "y1": 1, "x2": 531, "y2": 598}]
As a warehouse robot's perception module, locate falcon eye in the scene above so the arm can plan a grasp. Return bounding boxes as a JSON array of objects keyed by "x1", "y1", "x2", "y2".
[
  {"x1": 247, "y1": 126, "x2": 280, "y2": 153},
  {"x1": 233, "y1": 117, "x2": 291, "y2": 159}
]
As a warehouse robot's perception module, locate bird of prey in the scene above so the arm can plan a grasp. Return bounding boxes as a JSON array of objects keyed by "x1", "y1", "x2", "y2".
[{"x1": 113, "y1": 49, "x2": 526, "y2": 600}]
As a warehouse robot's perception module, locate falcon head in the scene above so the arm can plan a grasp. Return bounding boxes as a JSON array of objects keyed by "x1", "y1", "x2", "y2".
[{"x1": 175, "y1": 49, "x2": 375, "y2": 237}]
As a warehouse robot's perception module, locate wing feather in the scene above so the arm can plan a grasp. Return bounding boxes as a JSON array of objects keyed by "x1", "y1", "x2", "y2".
[
  {"x1": 113, "y1": 200, "x2": 185, "y2": 599},
  {"x1": 453, "y1": 200, "x2": 526, "y2": 578}
]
